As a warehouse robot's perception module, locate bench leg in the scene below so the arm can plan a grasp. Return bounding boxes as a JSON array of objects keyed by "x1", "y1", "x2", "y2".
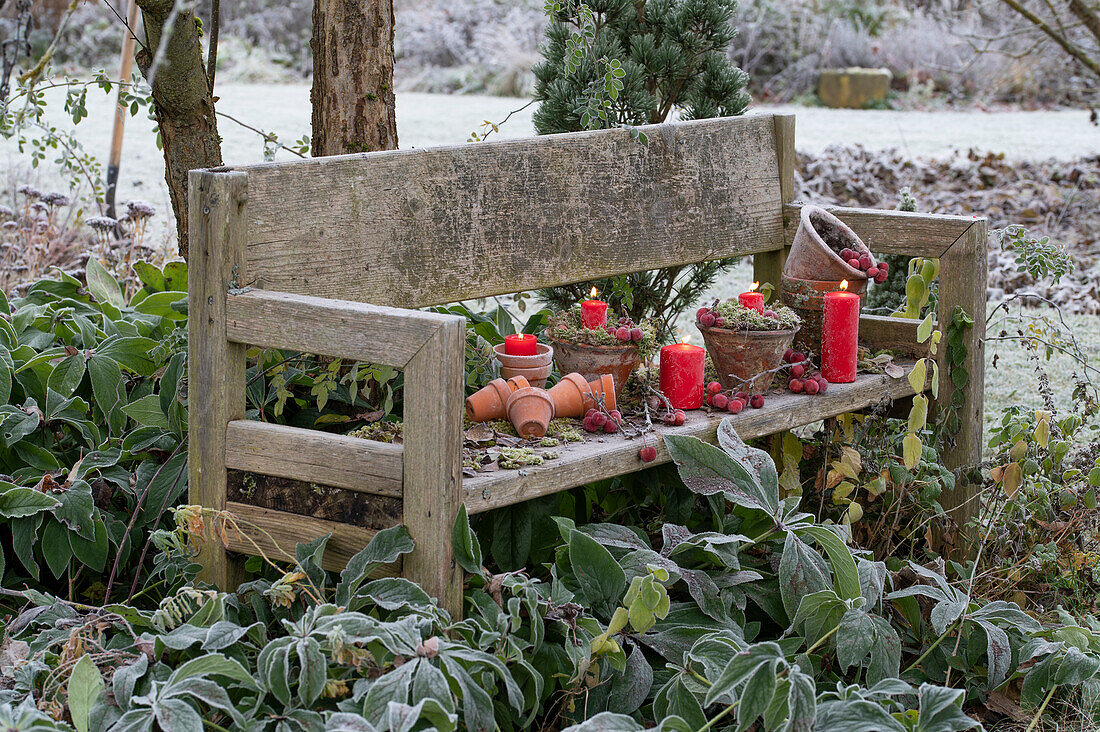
[
  {"x1": 188, "y1": 170, "x2": 249, "y2": 590},
  {"x1": 402, "y1": 318, "x2": 466, "y2": 618},
  {"x1": 936, "y1": 219, "x2": 987, "y2": 555}
]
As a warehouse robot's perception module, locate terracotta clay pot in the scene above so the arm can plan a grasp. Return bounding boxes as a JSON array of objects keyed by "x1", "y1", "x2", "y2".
[
  {"x1": 697, "y1": 324, "x2": 799, "y2": 393},
  {"x1": 548, "y1": 372, "x2": 617, "y2": 418},
  {"x1": 493, "y1": 342, "x2": 554, "y2": 388},
  {"x1": 506, "y1": 387, "x2": 555, "y2": 438},
  {"x1": 465, "y1": 377, "x2": 528, "y2": 422},
  {"x1": 782, "y1": 205, "x2": 872, "y2": 354},
  {"x1": 547, "y1": 337, "x2": 640, "y2": 398},
  {"x1": 785, "y1": 205, "x2": 874, "y2": 282}
]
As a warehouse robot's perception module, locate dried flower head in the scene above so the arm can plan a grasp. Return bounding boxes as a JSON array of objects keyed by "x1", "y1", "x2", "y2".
[
  {"x1": 86, "y1": 216, "x2": 117, "y2": 232},
  {"x1": 16, "y1": 184, "x2": 41, "y2": 200},
  {"x1": 0, "y1": 205, "x2": 14, "y2": 219},
  {"x1": 29, "y1": 202, "x2": 47, "y2": 215},
  {"x1": 125, "y1": 200, "x2": 156, "y2": 219},
  {"x1": 41, "y1": 192, "x2": 70, "y2": 207}
]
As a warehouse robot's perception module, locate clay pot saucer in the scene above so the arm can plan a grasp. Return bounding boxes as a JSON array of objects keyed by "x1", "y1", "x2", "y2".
[
  {"x1": 506, "y1": 387, "x2": 555, "y2": 438},
  {"x1": 465, "y1": 376, "x2": 530, "y2": 422},
  {"x1": 546, "y1": 336, "x2": 640, "y2": 398},
  {"x1": 697, "y1": 323, "x2": 799, "y2": 393},
  {"x1": 493, "y1": 342, "x2": 554, "y2": 388},
  {"x1": 547, "y1": 372, "x2": 616, "y2": 418}
]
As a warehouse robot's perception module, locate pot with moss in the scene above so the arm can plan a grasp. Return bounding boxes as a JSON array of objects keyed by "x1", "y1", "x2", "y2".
[
  {"x1": 545, "y1": 307, "x2": 657, "y2": 398},
  {"x1": 696, "y1": 300, "x2": 800, "y2": 392}
]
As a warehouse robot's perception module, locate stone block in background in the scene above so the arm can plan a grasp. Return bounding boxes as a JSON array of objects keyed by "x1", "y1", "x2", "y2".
[{"x1": 818, "y1": 68, "x2": 893, "y2": 109}]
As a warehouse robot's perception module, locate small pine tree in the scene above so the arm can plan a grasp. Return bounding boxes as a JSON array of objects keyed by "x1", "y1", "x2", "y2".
[{"x1": 533, "y1": 0, "x2": 751, "y2": 339}]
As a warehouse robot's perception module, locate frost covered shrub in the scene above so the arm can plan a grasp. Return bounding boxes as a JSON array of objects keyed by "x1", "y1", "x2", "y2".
[{"x1": 395, "y1": 0, "x2": 546, "y2": 95}]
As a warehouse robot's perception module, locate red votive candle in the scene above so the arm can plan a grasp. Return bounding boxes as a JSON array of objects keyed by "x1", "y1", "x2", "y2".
[
  {"x1": 738, "y1": 284, "x2": 765, "y2": 314},
  {"x1": 503, "y1": 333, "x2": 538, "y2": 356},
  {"x1": 660, "y1": 341, "x2": 705, "y2": 410},
  {"x1": 821, "y1": 282, "x2": 860, "y2": 383},
  {"x1": 580, "y1": 296, "x2": 608, "y2": 330}
]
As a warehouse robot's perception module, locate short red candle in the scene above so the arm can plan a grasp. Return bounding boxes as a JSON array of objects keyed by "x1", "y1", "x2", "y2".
[
  {"x1": 738, "y1": 291, "x2": 765, "y2": 314},
  {"x1": 659, "y1": 342, "x2": 705, "y2": 410},
  {"x1": 821, "y1": 286, "x2": 860, "y2": 383},
  {"x1": 580, "y1": 299, "x2": 608, "y2": 330},
  {"x1": 503, "y1": 333, "x2": 538, "y2": 356}
]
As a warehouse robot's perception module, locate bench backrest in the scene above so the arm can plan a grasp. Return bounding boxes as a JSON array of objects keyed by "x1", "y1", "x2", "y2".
[{"x1": 232, "y1": 114, "x2": 790, "y2": 308}]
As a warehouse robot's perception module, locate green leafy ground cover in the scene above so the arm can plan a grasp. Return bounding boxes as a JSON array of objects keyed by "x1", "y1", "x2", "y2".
[{"x1": 0, "y1": 261, "x2": 1098, "y2": 730}]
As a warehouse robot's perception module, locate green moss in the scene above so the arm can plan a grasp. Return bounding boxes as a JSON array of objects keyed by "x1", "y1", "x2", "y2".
[
  {"x1": 547, "y1": 419, "x2": 583, "y2": 443},
  {"x1": 499, "y1": 447, "x2": 544, "y2": 469},
  {"x1": 545, "y1": 306, "x2": 659, "y2": 362},
  {"x1": 347, "y1": 420, "x2": 403, "y2": 443},
  {"x1": 709, "y1": 299, "x2": 800, "y2": 331},
  {"x1": 539, "y1": 437, "x2": 560, "y2": 447}
]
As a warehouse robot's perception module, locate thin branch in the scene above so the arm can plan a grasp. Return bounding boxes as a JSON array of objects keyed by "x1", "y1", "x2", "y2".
[
  {"x1": 215, "y1": 110, "x2": 308, "y2": 158},
  {"x1": 206, "y1": 0, "x2": 220, "y2": 88},
  {"x1": 997, "y1": 0, "x2": 1100, "y2": 77}
]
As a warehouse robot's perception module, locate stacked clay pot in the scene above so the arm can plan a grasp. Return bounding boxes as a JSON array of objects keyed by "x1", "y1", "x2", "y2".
[{"x1": 465, "y1": 372, "x2": 616, "y2": 438}]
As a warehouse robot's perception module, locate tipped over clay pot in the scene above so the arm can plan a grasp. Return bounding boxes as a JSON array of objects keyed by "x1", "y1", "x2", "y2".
[
  {"x1": 786, "y1": 205, "x2": 874, "y2": 282},
  {"x1": 548, "y1": 372, "x2": 617, "y2": 418},
  {"x1": 782, "y1": 206, "x2": 872, "y2": 354},
  {"x1": 465, "y1": 376, "x2": 528, "y2": 422},
  {"x1": 494, "y1": 342, "x2": 554, "y2": 388},
  {"x1": 547, "y1": 338, "x2": 639, "y2": 398},
  {"x1": 506, "y1": 387, "x2": 555, "y2": 438}
]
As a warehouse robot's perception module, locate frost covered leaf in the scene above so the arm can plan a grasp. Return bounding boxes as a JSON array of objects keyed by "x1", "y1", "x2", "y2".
[
  {"x1": 779, "y1": 532, "x2": 830, "y2": 619},
  {"x1": 664, "y1": 431, "x2": 779, "y2": 518}
]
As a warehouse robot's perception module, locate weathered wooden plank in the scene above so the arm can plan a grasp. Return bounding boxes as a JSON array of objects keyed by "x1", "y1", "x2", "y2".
[
  {"x1": 225, "y1": 420, "x2": 404, "y2": 497},
  {"x1": 224, "y1": 502, "x2": 399, "y2": 575},
  {"x1": 753, "y1": 114, "x2": 795, "y2": 299},
  {"x1": 465, "y1": 362, "x2": 927, "y2": 514},
  {"x1": 784, "y1": 204, "x2": 976, "y2": 258},
  {"x1": 401, "y1": 316, "x2": 466, "y2": 617},
  {"x1": 188, "y1": 170, "x2": 249, "y2": 591},
  {"x1": 225, "y1": 289, "x2": 447, "y2": 368},
  {"x1": 936, "y1": 219, "x2": 988, "y2": 554},
  {"x1": 234, "y1": 115, "x2": 784, "y2": 308},
  {"x1": 859, "y1": 314, "x2": 926, "y2": 358}
]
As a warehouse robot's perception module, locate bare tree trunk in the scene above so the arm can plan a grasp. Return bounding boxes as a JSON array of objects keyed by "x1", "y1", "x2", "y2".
[
  {"x1": 135, "y1": 0, "x2": 222, "y2": 259},
  {"x1": 310, "y1": 0, "x2": 398, "y2": 156}
]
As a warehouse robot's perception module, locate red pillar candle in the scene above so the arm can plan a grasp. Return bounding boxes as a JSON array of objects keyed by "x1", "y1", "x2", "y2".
[
  {"x1": 580, "y1": 287, "x2": 608, "y2": 330},
  {"x1": 503, "y1": 333, "x2": 538, "y2": 356},
  {"x1": 660, "y1": 340, "x2": 705, "y2": 410},
  {"x1": 821, "y1": 281, "x2": 860, "y2": 383},
  {"x1": 738, "y1": 283, "x2": 765, "y2": 314}
]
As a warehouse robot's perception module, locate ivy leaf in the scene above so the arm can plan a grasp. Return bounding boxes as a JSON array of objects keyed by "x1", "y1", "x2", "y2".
[
  {"x1": 917, "y1": 313, "x2": 934, "y2": 343},
  {"x1": 903, "y1": 433, "x2": 922, "y2": 470},
  {"x1": 908, "y1": 359, "x2": 927, "y2": 393}
]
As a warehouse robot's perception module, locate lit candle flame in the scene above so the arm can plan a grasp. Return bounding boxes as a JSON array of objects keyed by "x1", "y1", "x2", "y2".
[
  {"x1": 749, "y1": 281, "x2": 759, "y2": 292},
  {"x1": 589, "y1": 286, "x2": 599, "y2": 299},
  {"x1": 840, "y1": 280, "x2": 849, "y2": 291},
  {"x1": 681, "y1": 334, "x2": 691, "y2": 344}
]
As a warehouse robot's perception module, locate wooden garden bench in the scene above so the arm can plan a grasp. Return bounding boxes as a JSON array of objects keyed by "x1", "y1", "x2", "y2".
[{"x1": 188, "y1": 113, "x2": 987, "y2": 617}]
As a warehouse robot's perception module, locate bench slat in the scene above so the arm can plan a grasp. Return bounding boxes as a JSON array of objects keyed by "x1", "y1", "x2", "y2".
[
  {"x1": 226, "y1": 289, "x2": 450, "y2": 367},
  {"x1": 784, "y1": 204, "x2": 979, "y2": 258},
  {"x1": 464, "y1": 361, "x2": 928, "y2": 514},
  {"x1": 237, "y1": 115, "x2": 785, "y2": 308},
  {"x1": 224, "y1": 501, "x2": 399, "y2": 575},
  {"x1": 224, "y1": 420, "x2": 404, "y2": 497}
]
